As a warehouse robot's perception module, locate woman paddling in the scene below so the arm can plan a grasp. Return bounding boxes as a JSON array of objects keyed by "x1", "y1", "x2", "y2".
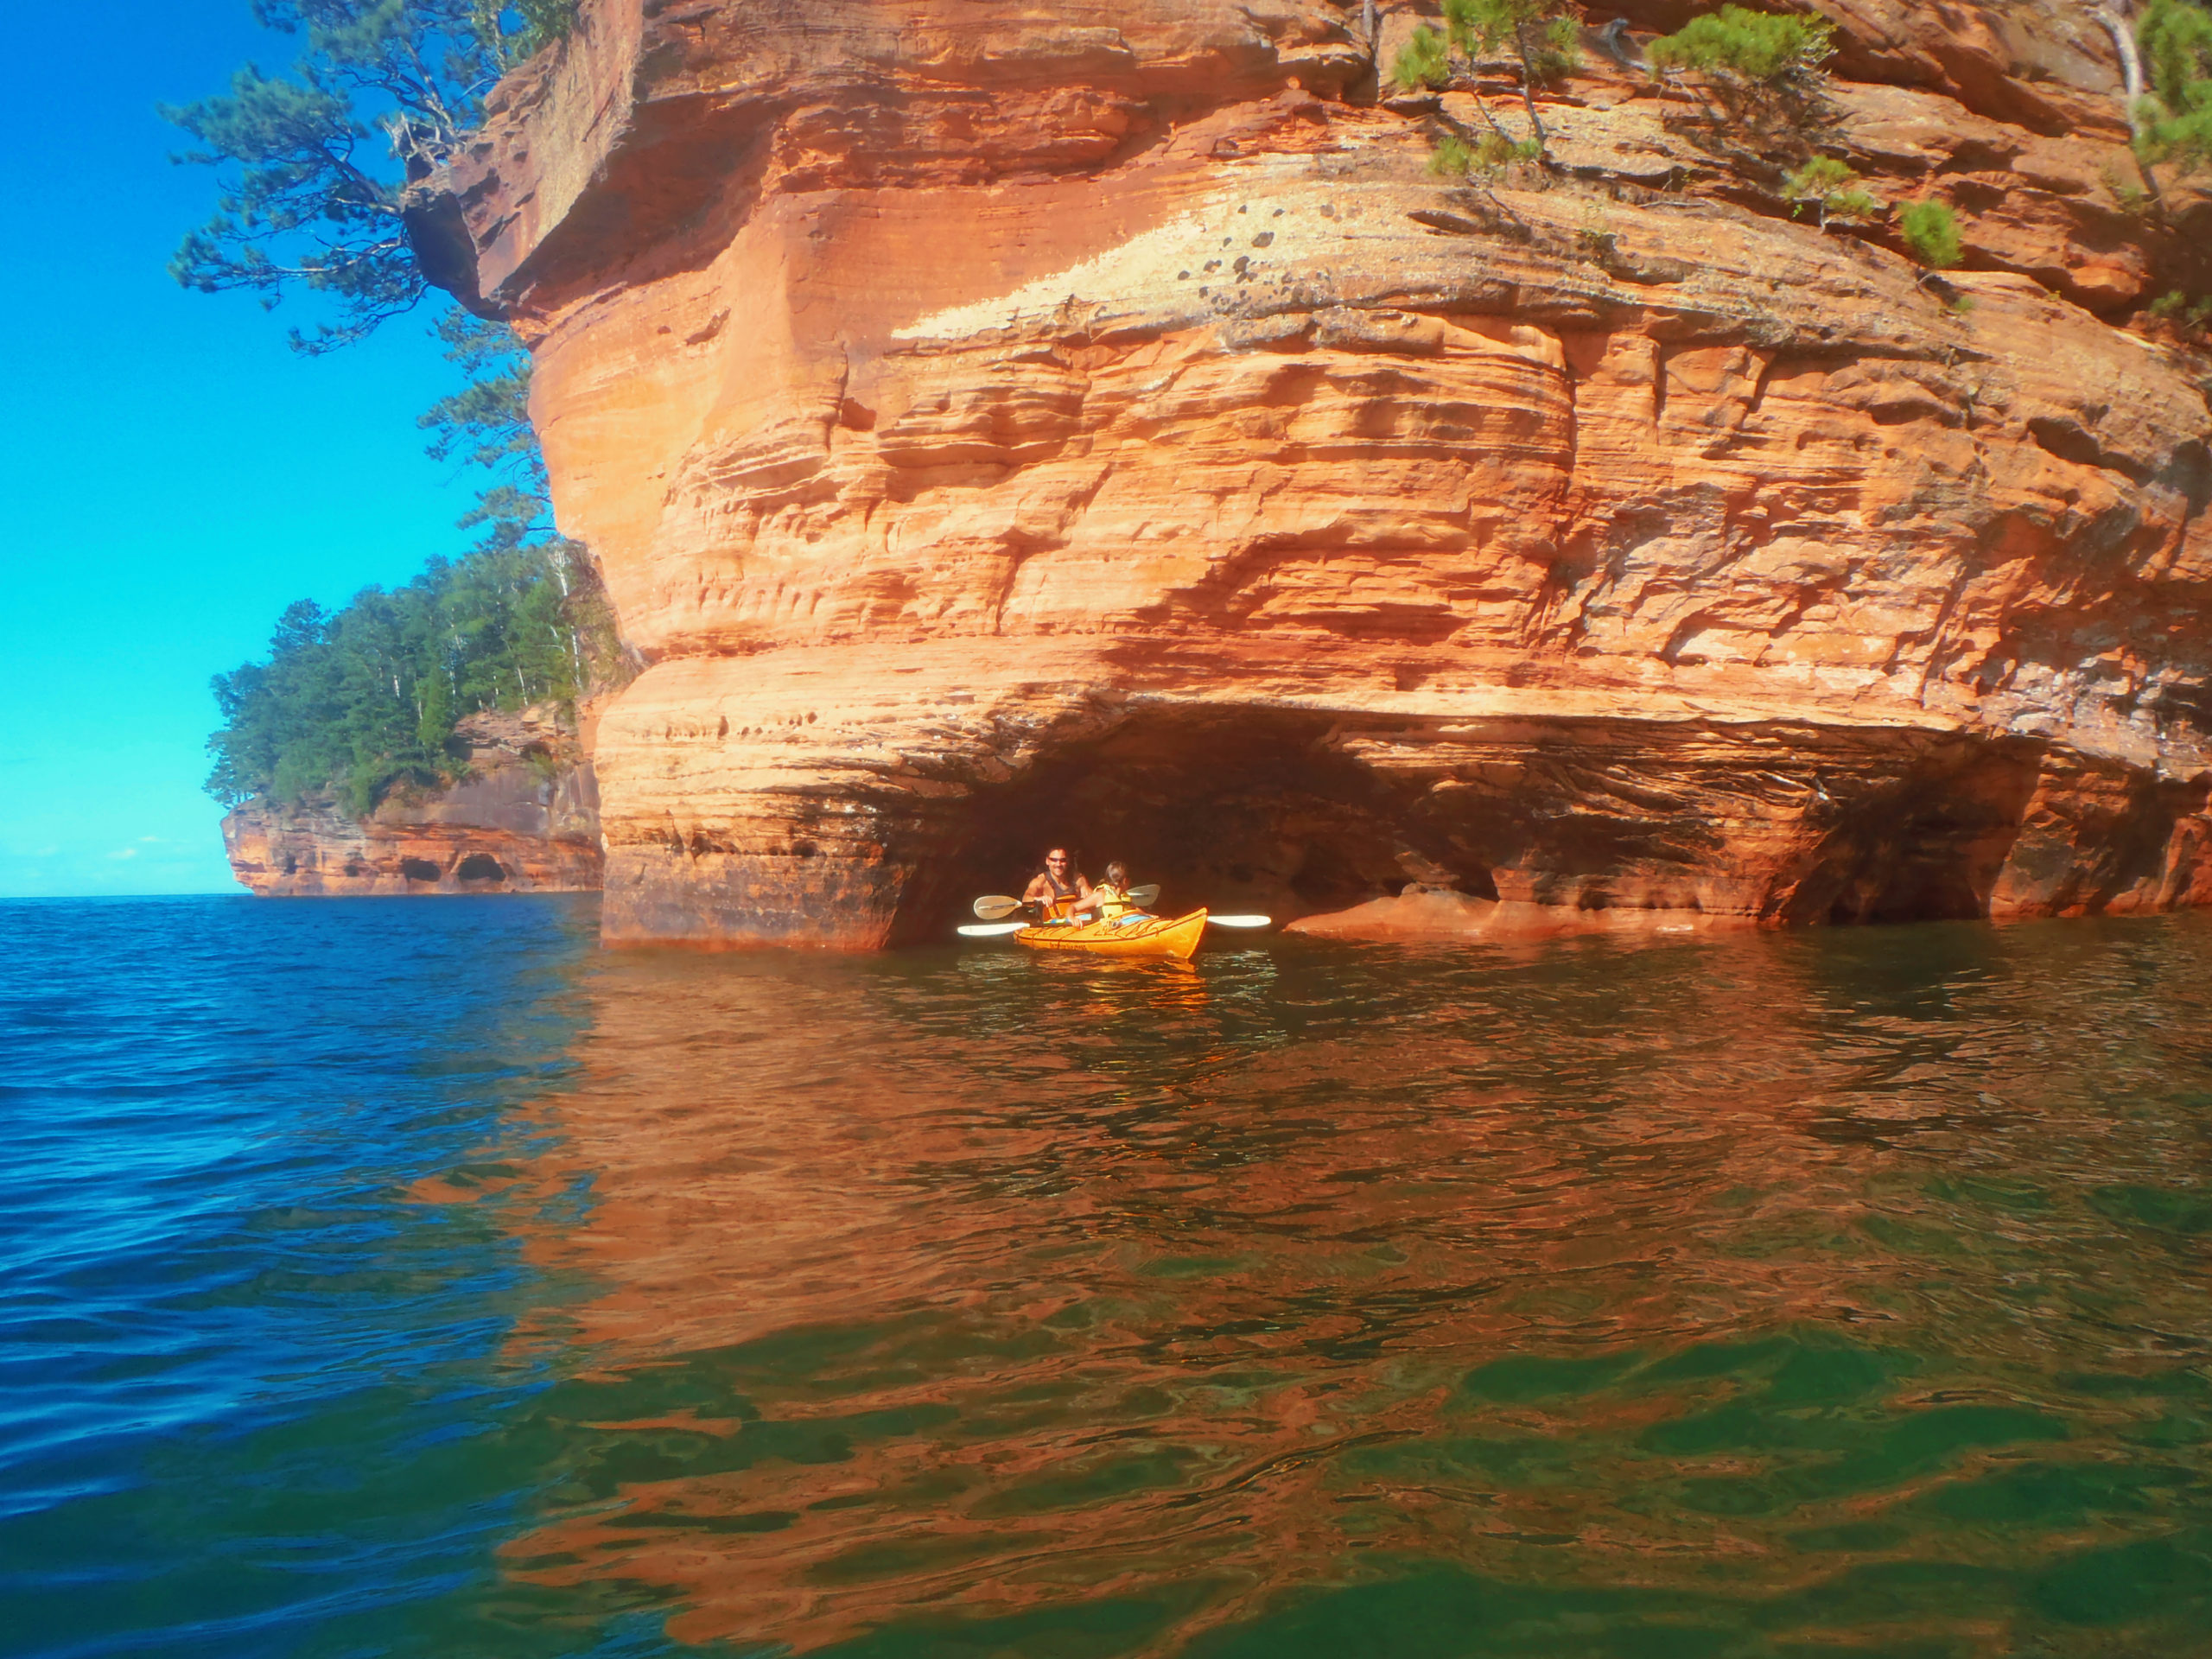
[{"x1": 1081, "y1": 861, "x2": 1149, "y2": 924}]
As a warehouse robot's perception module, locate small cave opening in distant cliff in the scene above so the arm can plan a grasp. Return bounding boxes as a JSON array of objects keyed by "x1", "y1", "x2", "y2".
[
  {"x1": 455, "y1": 854, "x2": 507, "y2": 884},
  {"x1": 400, "y1": 857, "x2": 442, "y2": 883},
  {"x1": 896, "y1": 707, "x2": 1492, "y2": 943}
]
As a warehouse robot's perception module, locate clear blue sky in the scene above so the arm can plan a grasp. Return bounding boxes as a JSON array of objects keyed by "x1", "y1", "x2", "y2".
[{"x1": 0, "y1": 3, "x2": 489, "y2": 896}]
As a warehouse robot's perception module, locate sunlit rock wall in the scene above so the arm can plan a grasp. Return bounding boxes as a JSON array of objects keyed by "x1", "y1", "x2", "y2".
[
  {"x1": 223, "y1": 706, "x2": 602, "y2": 897},
  {"x1": 428, "y1": 0, "x2": 2212, "y2": 945}
]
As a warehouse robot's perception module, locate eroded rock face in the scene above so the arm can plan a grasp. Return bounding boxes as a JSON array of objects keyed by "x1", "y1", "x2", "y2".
[
  {"x1": 432, "y1": 0, "x2": 2212, "y2": 945},
  {"x1": 223, "y1": 706, "x2": 602, "y2": 897}
]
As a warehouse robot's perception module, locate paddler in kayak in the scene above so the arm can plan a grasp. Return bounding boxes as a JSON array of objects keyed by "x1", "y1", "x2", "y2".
[
  {"x1": 1022, "y1": 847, "x2": 1092, "y2": 922},
  {"x1": 1078, "y1": 861, "x2": 1149, "y2": 924}
]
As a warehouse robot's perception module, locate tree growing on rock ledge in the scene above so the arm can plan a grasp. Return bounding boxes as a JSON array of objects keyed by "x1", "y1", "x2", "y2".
[
  {"x1": 1900, "y1": 198, "x2": 1964, "y2": 273},
  {"x1": 206, "y1": 544, "x2": 622, "y2": 816},
  {"x1": 1647, "y1": 4, "x2": 1835, "y2": 139},
  {"x1": 164, "y1": 0, "x2": 576, "y2": 353},
  {"x1": 1392, "y1": 0, "x2": 1582, "y2": 166},
  {"x1": 1783, "y1": 155, "x2": 1883, "y2": 230}
]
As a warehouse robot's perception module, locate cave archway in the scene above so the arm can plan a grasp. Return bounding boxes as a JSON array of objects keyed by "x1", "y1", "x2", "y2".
[
  {"x1": 455, "y1": 853, "x2": 507, "y2": 884},
  {"x1": 1767, "y1": 740, "x2": 2044, "y2": 925},
  {"x1": 891, "y1": 705, "x2": 1494, "y2": 944}
]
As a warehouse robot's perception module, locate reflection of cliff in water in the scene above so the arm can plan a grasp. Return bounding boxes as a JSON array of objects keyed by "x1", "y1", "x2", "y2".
[{"x1": 493, "y1": 925, "x2": 2212, "y2": 1656}]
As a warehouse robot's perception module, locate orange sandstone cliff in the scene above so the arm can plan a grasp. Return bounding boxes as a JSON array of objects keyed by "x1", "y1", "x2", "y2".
[
  {"x1": 222, "y1": 706, "x2": 602, "y2": 896},
  {"x1": 415, "y1": 0, "x2": 2212, "y2": 947}
]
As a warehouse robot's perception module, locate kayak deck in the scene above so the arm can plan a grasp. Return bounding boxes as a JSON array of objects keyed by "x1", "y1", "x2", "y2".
[{"x1": 1015, "y1": 909, "x2": 1207, "y2": 960}]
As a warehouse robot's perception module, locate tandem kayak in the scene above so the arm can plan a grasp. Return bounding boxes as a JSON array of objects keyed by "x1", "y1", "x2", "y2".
[{"x1": 1014, "y1": 909, "x2": 1208, "y2": 960}]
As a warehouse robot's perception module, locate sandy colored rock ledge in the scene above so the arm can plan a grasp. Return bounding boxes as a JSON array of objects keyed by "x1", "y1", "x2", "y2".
[
  {"x1": 414, "y1": 0, "x2": 2212, "y2": 947},
  {"x1": 223, "y1": 705, "x2": 603, "y2": 897}
]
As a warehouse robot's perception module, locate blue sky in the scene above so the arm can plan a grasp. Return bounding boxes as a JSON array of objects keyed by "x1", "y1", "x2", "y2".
[{"x1": 0, "y1": 3, "x2": 489, "y2": 896}]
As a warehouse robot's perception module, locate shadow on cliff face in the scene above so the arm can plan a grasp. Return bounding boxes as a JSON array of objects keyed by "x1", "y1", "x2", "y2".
[
  {"x1": 891, "y1": 707, "x2": 1478, "y2": 943},
  {"x1": 887, "y1": 711, "x2": 2208, "y2": 946},
  {"x1": 1771, "y1": 742, "x2": 2042, "y2": 926}
]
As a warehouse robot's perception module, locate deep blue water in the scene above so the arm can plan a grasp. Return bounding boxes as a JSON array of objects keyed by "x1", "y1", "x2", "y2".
[
  {"x1": 3, "y1": 895, "x2": 2210, "y2": 1658},
  {"x1": 0, "y1": 896, "x2": 612, "y2": 1657}
]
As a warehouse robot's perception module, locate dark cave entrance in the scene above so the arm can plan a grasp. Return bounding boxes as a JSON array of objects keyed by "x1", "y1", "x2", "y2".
[
  {"x1": 399, "y1": 857, "x2": 442, "y2": 883},
  {"x1": 455, "y1": 853, "x2": 507, "y2": 884},
  {"x1": 892, "y1": 706, "x2": 1493, "y2": 944},
  {"x1": 890, "y1": 712, "x2": 2085, "y2": 945},
  {"x1": 1768, "y1": 741, "x2": 2046, "y2": 926}
]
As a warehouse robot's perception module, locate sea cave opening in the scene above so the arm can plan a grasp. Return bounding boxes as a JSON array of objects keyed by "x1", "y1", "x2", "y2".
[{"x1": 892, "y1": 705, "x2": 1494, "y2": 944}]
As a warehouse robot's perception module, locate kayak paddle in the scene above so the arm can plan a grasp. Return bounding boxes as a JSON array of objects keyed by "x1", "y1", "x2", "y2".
[
  {"x1": 970, "y1": 883, "x2": 1161, "y2": 922},
  {"x1": 957, "y1": 921, "x2": 1029, "y2": 938},
  {"x1": 1205, "y1": 914, "x2": 1273, "y2": 929}
]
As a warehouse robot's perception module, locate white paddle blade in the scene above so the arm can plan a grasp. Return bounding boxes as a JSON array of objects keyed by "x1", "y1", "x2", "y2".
[
  {"x1": 1205, "y1": 914, "x2": 1274, "y2": 929},
  {"x1": 971, "y1": 895, "x2": 1026, "y2": 919},
  {"x1": 1128, "y1": 883, "x2": 1161, "y2": 906},
  {"x1": 957, "y1": 921, "x2": 1029, "y2": 938}
]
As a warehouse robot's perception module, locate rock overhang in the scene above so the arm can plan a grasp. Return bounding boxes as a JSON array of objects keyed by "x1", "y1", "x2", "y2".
[{"x1": 410, "y1": 0, "x2": 2212, "y2": 946}]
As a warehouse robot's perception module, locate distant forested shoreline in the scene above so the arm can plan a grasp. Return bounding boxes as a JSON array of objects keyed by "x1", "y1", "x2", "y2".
[
  {"x1": 169, "y1": 8, "x2": 613, "y2": 821},
  {"x1": 206, "y1": 544, "x2": 624, "y2": 816}
]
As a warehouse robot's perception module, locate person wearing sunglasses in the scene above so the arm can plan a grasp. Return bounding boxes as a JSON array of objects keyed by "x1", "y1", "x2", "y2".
[{"x1": 1022, "y1": 847, "x2": 1092, "y2": 922}]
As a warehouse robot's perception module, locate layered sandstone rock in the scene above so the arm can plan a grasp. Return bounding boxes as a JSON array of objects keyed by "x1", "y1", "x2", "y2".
[
  {"x1": 223, "y1": 705, "x2": 602, "y2": 896},
  {"x1": 423, "y1": 0, "x2": 2212, "y2": 946}
]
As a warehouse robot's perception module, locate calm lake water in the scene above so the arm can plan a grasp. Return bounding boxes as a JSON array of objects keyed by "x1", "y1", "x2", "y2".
[{"x1": 4, "y1": 894, "x2": 2210, "y2": 1657}]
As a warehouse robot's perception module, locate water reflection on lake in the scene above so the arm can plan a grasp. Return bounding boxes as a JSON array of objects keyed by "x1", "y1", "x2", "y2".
[{"x1": 487, "y1": 918, "x2": 2212, "y2": 1656}]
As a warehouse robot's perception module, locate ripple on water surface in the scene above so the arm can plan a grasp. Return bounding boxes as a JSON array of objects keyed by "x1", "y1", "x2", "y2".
[{"x1": 3, "y1": 896, "x2": 2210, "y2": 1657}]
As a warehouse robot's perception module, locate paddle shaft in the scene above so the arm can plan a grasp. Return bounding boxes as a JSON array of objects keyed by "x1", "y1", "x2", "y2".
[{"x1": 972, "y1": 883, "x2": 1160, "y2": 921}]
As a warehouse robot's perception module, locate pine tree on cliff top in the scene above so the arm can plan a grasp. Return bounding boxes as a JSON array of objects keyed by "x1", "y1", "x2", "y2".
[
  {"x1": 181, "y1": 3, "x2": 610, "y2": 816},
  {"x1": 420, "y1": 308, "x2": 569, "y2": 558},
  {"x1": 205, "y1": 540, "x2": 620, "y2": 813},
  {"x1": 164, "y1": 0, "x2": 574, "y2": 353}
]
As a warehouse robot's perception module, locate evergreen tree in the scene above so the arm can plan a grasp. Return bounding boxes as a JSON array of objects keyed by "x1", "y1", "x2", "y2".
[
  {"x1": 162, "y1": 1, "x2": 575, "y2": 353},
  {"x1": 418, "y1": 309, "x2": 569, "y2": 556},
  {"x1": 1392, "y1": 0, "x2": 1580, "y2": 165},
  {"x1": 181, "y1": 3, "x2": 621, "y2": 820},
  {"x1": 205, "y1": 547, "x2": 621, "y2": 814},
  {"x1": 2138, "y1": 0, "x2": 2212, "y2": 171},
  {"x1": 1783, "y1": 155, "x2": 1883, "y2": 228},
  {"x1": 1900, "y1": 198, "x2": 1963, "y2": 270},
  {"x1": 1647, "y1": 5, "x2": 1835, "y2": 132}
]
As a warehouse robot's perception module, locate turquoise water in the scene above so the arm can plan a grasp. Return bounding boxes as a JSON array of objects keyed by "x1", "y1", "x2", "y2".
[{"x1": 3, "y1": 895, "x2": 2209, "y2": 1656}]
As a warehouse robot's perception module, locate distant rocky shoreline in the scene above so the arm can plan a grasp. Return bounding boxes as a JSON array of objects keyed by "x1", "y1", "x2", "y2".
[{"x1": 223, "y1": 703, "x2": 601, "y2": 896}]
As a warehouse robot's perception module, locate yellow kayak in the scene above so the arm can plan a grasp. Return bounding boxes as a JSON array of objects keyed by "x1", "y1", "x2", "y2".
[{"x1": 1016, "y1": 909, "x2": 1208, "y2": 960}]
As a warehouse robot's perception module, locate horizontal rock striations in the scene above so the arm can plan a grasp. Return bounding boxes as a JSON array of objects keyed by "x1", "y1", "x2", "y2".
[
  {"x1": 424, "y1": 0, "x2": 2212, "y2": 945},
  {"x1": 223, "y1": 706, "x2": 603, "y2": 897}
]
